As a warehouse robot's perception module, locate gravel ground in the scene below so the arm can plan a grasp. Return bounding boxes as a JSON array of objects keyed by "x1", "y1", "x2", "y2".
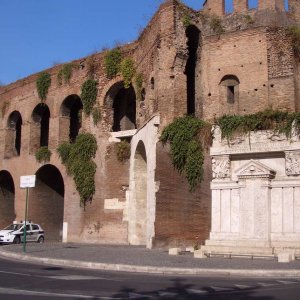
[{"x1": 1, "y1": 242, "x2": 300, "y2": 271}]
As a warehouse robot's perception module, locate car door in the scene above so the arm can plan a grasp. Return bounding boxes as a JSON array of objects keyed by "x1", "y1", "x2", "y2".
[
  {"x1": 24, "y1": 224, "x2": 33, "y2": 242},
  {"x1": 31, "y1": 224, "x2": 40, "y2": 242}
]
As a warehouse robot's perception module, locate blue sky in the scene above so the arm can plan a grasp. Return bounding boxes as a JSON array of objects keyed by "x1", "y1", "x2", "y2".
[{"x1": 0, "y1": 0, "x2": 286, "y2": 85}]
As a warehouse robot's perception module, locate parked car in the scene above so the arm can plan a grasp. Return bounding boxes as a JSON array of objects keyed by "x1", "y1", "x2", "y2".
[{"x1": 0, "y1": 221, "x2": 44, "y2": 244}]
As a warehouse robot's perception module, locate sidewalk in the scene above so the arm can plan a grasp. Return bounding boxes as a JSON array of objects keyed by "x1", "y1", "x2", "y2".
[{"x1": 0, "y1": 242, "x2": 300, "y2": 277}]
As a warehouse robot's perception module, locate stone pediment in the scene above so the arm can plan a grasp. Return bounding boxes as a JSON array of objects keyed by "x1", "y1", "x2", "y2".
[{"x1": 236, "y1": 160, "x2": 276, "y2": 179}]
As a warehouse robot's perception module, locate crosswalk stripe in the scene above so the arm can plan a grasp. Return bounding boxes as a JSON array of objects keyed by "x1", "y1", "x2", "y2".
[
  {"x1": 187, "y1": 288, "x2": 208, "y2": 295},
  {"x1": 211, "y1": 286, "x2": 234, "y2": 292},
  {"x1": 258, "y1": 282, "x2": 277, "y2": 287},
  {"x1": 158, "y1": 291, "x2": 177, "y2": 297},
  {"x1": 235, "y1": 284, "x2": 252, "y2": 290},
  {"x1": 277, "y1": 280, "x2": 298, "y2": 285}
]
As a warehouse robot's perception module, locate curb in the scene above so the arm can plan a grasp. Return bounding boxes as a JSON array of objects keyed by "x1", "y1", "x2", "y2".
[{"x1": 1, "y1": 249, "x2": 300, "y2": 278}]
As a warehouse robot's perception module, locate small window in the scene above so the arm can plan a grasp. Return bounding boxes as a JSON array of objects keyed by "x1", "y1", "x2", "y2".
[
  {"x1": 32, "y1": 224, "x2": 39, "y2": 230},
  {"x1": 220, "y1": 75, "x2": 240, "y2": 104}
]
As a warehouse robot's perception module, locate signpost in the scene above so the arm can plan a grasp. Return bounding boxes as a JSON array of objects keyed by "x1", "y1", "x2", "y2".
[{"x1": 20, "y1": 175, "x2": 36, "y2": 253}]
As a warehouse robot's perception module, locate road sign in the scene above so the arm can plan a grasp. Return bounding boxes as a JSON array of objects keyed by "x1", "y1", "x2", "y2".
[{"x1": 20, "y1": 175, "x2": 36, "y2": 188}]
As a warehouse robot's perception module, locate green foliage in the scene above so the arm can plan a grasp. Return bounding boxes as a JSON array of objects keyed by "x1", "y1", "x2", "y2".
[
  {"x1": 57, "y1": 63, "x2": 75, "y2": 85},
  {"x1": 160, "y1": 116, "x2": 212, "y2": 191},
  {"x1": 116, "y1": 140, "x2": 131, "y2": 162},
  {"x1": 92, "y1": 106, "x2": 101, "y2": 125},
  {"x1": 35, "y1": 146, "x2": 52, "y2": 163},
  {"x1": 36, "y1": 72, "x2": 51, "y2": 102},
  {"x1": 244, "y1": 14, "x2": 254, "y2": 25},
  {"x1": 104, "y1": 48, "x2": 122, "y2": 79},
  {"x1": 210, "y1": 17, "x2": 224, "y2": 35},
  {"x1": 86, "y1": 56, "x2": 97, "y2": 79},
  {"x1": 287, "y1": 26, "x2": 300, "y2": 59},
  {"x1": 120, "y1": 57, "x2": 136, "y2": 88},
  {"x1": 81, "y1": 79, "x2": 98, "y2": 115},
  {"x1": 182, "y1": 13, "x2": 192, "y2": 28},
  {"x1": 216, "y1": 109, "x2": 300, "y2": 140},
  {"x1": 57, "y1": 133, "x2": 97, "y2": 206},
  {"x1": 134, "y1": 73, "x2": 144, "y2": 101}
]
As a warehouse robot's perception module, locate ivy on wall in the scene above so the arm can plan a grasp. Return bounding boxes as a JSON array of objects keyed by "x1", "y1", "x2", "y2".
[
  {"x1": 35, "y1": 146, "x2": 52, "y2": 163},
  {"x1": 287, "y1": 26, "x2": 300, "y2": 59},
  {"x1": 134, "y1": 73, "x2": 144, "y2": 101},
  {"x1": 216, "y1": 109, "x2": 300, "y2": 140},
  {"x1": 116, "y1": 140, "x2": 131, "y2": 162},
  {"x1": 57, "y1": 63, "x2": 76, "y2": 85},
  {"x1": 81, "y1": 79, "x2": 98, "y2": 115},
  {"x1": 120, "y1": 58, "x2": 136, "y2": 88},
  {"x1": 104, "y1": 48, "x2": 122, "y2": 79},
  {"x1": 36, "y1": 72, "x2": 51, "y2": 102},
  {"x1": 160, "y1": 116, "x2": 212, "y2": 191},
  {"x1": 57, "y1": 133, "x2": 97, "y2": 207}
]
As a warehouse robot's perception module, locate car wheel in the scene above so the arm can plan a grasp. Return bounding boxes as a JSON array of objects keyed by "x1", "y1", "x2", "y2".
[
  {"x1": 13, "y1": 236, "x2": 21, "y2": 244},
  {"x1": 37, "y1": 236, "x2": 44, "y2": 243}
]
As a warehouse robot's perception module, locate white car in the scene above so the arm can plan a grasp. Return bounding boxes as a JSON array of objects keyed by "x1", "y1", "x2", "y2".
[{"x1": 0, "y1": 221, "x2": 45, "y2": 244}]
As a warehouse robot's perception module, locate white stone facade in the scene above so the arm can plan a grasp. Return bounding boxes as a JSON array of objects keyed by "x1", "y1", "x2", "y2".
[{"x1": 202, "y1": 126, "x2": 300, "y2": 258}]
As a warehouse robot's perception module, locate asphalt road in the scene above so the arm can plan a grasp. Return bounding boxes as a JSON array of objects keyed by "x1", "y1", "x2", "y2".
[{"x1": 0, "y1": 257, "x2": 300, "y2": 299}]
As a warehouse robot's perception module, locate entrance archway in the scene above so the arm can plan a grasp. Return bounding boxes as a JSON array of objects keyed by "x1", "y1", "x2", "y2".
[
  {"x1": 134, "y1": 141, "x2": 147, "y2": 245},
  {"x1": 29, "y1": 165, "x2": 64, "y2": 241},
  {"x1": 0, "y1": 170, "x2": 15, "y2": 228}
]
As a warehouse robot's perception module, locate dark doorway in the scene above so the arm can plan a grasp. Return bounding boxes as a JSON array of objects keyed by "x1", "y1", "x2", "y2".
[
  {"x1": 185, "y1": 25, "x2": 201, "y2": 115},
  {"x1": 32, "y1": 104, "x2": 50, "y2": 147},
  {"x1": 7, "y1": 111, "x2": 22, "y2": 156}
]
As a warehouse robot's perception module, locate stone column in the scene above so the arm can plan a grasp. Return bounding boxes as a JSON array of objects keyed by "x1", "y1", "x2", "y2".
[
  {"x1": 203, "y1": 0, "x2": 225, "y2": 17},
  {"x1": 233, "y1": 0, "x2": 248, "y2": 13},
  {"x1": 258, "y1": 0, "x2": 285, "y2": 11}
]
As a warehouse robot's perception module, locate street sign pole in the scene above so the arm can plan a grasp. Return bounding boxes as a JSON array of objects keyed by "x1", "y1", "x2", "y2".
[
  {"x1": 23, "y1": 187, "x2": 29, "y2": 253},
  {"x1": 20, "y1": 175, "x2": 36, "y2": 253}
]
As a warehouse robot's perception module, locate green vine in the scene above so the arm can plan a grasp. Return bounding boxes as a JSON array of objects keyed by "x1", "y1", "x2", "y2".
[
  {"x1": 134, "y1": 73, "x2": 143, "y2": 101},
  {"x1": 210, "y1": 17, "x2": 225, "y2": 35},
  {"x1": 92, "y1": 106, "x2": 101, "y2": 125},
  {"x1": 81, "y1": 79, "x2": 98, "y2": 115},
  {"x1": 182, "y1": 13, "x2": 192, "y2": 28},
  {"x1": 120, "y1": 58, "x2": 136, "y2": 89},
  {"x1": 216, "y1": 109, "x2": 300, "y2": 140},
  {"x1": 160, "y1": 116, "x2": 212, "y2": 191},
  {"x1": 57, "y1": 133, "x2": 97, "y2": 207},
  {"x1": 57, "y1": 63, "x2": 75, "y2": 85},
  {"x1": 35, "y1": 146, "x2": 52, "y2": 163},
  {"x1": 36, "y1": 72, "x2": 51, "y2": 102},
  {"x1": 287, "y1": 26, "x2": 300, "y2": 59},
  {"x1": 104, "y1": 48, "x2": 122, "y2": 79},
  {"x1": 116, "y1": 140, "x2": 131, "y2": 162}
]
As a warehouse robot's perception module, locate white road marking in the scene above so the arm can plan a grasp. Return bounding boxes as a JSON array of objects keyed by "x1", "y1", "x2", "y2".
[
  {"x1": 235, "y1": 284, "x2": 252, "y2": 290},
  {"x1": 258, "y1": 282, "x2": 277, "y2": 287},
  {"x1": 129, "y1": 292, "x2": 152, "y2": 298},
  {"x1": 0, "y1": 287, "x2": 122, "y2": 299},
  {"x1": 158, "y1": 291, "x2": 178, "y2": 297},
  {"x1": 187, "y1": 288, "x2": 208, "y2": 294},
  {"x1": 277, "y1": 280, "x2": 298, "y2": 285},
  {"x1": 211, "y1": 286, "x2": 234, "y2": 292}
]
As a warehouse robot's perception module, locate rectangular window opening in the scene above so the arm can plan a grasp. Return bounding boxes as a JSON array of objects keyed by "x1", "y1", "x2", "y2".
[
  {"x1": 248, "y1": 0, "x2": 258, "y2": 9},
  {"x1": 225, "y1": 0, "x2": 234, "y2": 14},
  {"x1": 227, "y1": 86, "x2": 235, "y2": 104}
]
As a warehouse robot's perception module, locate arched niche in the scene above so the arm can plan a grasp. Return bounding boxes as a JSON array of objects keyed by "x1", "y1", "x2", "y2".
[
  {"x1": 104, "y1": 81, "x2": 136, "y2": 132},
  {"x1": 60, "y1": 95, "x2": 83, "y2": 143},
  {"x1": 5, "y1": 111, "x2": 22, "y2": 157}
]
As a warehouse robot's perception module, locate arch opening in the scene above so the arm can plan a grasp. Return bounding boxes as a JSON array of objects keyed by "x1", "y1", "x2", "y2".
[
  {"x1": 29, "y1": 165, "x2": 64, "y2": 241},
  {"x1": 32, "y1": 104, "x2": 50, "y2": 148},
  {"x1": 60, "y1": 95, "x2": 83, "y2": 143},
  {"x1": 248, "y1": 0, "x2": 258, "y2": 9},
  {"x1": 105, "y1": 82, "x2": 136, "y2": 132},
  {"x1": 6, "y1": 111, "x2": 22, "y2": 156},
  {"x1": 185, "y1": 25, "x2": 201, "y2": 115},
  {"x1": 133, "y1": 141, "x2": 147, "y2": 245},
  {"x1": 0, "y1": 170, "x2": 15, "y2": 228}
]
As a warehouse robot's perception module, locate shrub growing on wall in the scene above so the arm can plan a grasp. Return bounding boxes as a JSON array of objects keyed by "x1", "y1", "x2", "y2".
[
  {"x1": 160, "y1": 116, "x2": 212, "y2": 191},
  {"x1": 57, "y1": 63, "x2": 75, "y2": 85},
  {"x1": 116, "y1": 140, "x2": 131, "y2": 162},
  {"x1": 36, "y1": 72, "x2": 51, "y2": 102},
  {"x1": 104, "y1": 48, "x2": 122, "y2": 79},
  {"x1": 57, "y1": 133, "x2": 97, "y2": 207},
  {"x1": 35, "y1": 146, "x2": 52, "y2": 163},
  {"x1": 120, "y1": 57, "x2": 136, "y2": 88},
  {"x1": 81, "y1": 79, "x2": 98, "y2": 115}
]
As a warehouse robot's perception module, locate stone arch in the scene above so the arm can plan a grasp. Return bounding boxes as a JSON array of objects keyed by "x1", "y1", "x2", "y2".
[
  {"x1": 185, "y1": 25, "x2": 201, "y2": 115},
  {"x1": 30, "y1": 104, "x2": 50, "y2": 154},
  {"x1": 0, "y1": 170, "x2": 15, "y2": 228},
  {"x1": 132, "y1": 140, "x2": 147, "y2": 245},
  {"x1": 5, "y1": 111, "x2": 22, "y2": 157},
  {"x1": 104, "y1": 80, "x2": 136, "y2": 132},
  {"x1": 29, "y1": 164, "x2": 64, "y2": 241},
  {"x1": 60, "y1": 94, "x2": 83, "y2": 143}
]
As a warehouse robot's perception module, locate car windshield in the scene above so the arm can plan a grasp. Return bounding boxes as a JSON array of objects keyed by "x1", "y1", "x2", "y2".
[{"x1": 4, "y1": 224, "x2": 23, "y2": 231}]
